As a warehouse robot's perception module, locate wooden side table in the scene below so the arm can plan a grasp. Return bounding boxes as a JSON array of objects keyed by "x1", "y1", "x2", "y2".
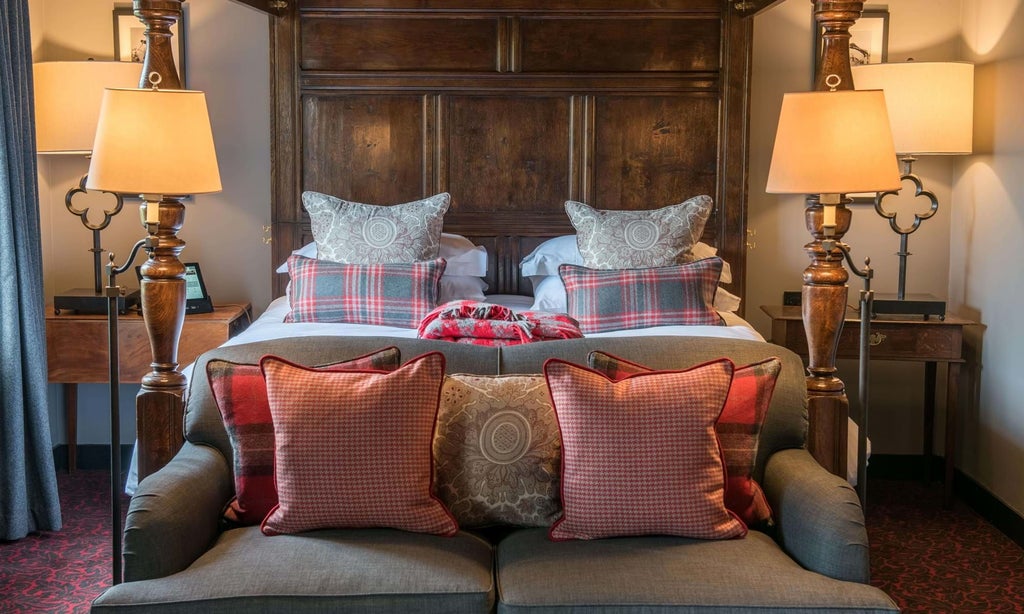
[
  {"x1": 45, "y1": 303, "x2": 252, "y2": 472},
  {"x1": 761, "y1": 305, "x2": 972, "y2": 507}
]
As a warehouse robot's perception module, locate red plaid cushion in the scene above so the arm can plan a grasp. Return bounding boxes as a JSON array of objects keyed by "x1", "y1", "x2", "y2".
[
  {"x1": 208, "y1": 347, "x2": 401, "y2": 525},
  {"x1": 588, "y1": 351, "x2": 782, "y2": 528},
  {"x1": 558, "y1": 257, "x2": 724, "y2": 334},
  {"x1": 544, "y1": 358, "x2": 747, "y2": 541},
  {"x1": 260, "y1": 352, "x2": 458, "y2": 536},
  {"x1": 285, "y1": 255, "x2": 446, "y2": 328}
]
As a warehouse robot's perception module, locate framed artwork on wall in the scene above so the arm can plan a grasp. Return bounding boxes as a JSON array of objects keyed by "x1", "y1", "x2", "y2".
[{"x1": 113, "y1": 5, "x2": 187, "y2": 86}]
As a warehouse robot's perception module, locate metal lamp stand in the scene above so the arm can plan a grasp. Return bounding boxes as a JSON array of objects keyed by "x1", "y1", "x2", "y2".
[{"x1": 104, "y1": 237, "x2": 149, "y2": 585}]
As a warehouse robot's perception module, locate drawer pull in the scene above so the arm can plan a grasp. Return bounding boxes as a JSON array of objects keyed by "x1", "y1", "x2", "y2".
[{"x1": 869, "y1": 332, "x2": 887, "y2": 346}]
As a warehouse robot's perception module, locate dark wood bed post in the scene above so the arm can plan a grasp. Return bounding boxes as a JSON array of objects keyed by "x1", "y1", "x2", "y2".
[
  {"x1": 132, "y1": 0, "x2": 187, "y2": 481},
  {"x1": 803, "y1": 0, "x2": 863, "y2": 476}
]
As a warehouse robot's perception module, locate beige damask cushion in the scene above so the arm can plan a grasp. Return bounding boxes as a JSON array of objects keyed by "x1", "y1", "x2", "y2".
[
  {"x1": 565, "y1": 196, "x2": 714, "y2": 269},
  {"x1": 302, "y1": 191, "x2": 450, "y2": 264},
  {"x1": 433, "y1": 374, "x2": 561, "y2": 528}
]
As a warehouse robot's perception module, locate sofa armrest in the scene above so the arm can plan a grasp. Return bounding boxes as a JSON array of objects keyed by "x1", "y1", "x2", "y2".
[
  {"x1": 122, "y1": 442, "x2": 233, "y2": 582},
  {"x1": 763, "y1": 448, "x2": 870, "y2": 584}
]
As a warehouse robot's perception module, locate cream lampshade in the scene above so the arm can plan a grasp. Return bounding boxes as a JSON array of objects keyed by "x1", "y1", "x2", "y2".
[
  {"x1": 851, "y1": 62, "x2": 974, "y2": 155},
  {"x1": 33, "y1": 61, "x2": 142, "y2": 154},
  {"x1": 766, "y1": 89, "x2": 902, "y2": 197},
  {"x1": 86, "y1": 87, "x2": 222, "y2": 197}
]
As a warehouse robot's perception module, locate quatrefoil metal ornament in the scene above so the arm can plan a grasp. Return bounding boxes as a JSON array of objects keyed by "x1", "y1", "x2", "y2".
[
  {"x1": 872, "y1": 157, "x2": 938, "y2": 300},
  {"x1": 65, "y1": 173, "x2": 125, "y2": 233}
]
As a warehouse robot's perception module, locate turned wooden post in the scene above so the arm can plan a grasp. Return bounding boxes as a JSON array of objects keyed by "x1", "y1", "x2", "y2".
[
  {"x1": 803, "y1": 0, "x2": 864, "y2": 476},
  {"x1": 133, "y1": 0, "x2": 187, "y2": 481}
]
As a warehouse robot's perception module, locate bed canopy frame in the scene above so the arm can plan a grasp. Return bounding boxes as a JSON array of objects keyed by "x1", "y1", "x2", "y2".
[{"x1": 127, "y1": 0, "x2": 863, "y2": 486}]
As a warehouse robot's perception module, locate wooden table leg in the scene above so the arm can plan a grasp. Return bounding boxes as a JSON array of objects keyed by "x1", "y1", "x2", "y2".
[
  {"x1": 923, "y1": 361, "x2": 937, "y2": 482},
  {"x1": 64, "y1": 383, "x2": 78, "y2": 473},
  {"x1": 945, "y1": 362, "x2": 961, "y2": 508}
]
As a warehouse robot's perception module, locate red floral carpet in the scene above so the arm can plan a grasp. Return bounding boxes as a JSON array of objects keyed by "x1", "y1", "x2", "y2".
[{"x1": 1, "y1": 472, "x2": 1021, "y2": 613}]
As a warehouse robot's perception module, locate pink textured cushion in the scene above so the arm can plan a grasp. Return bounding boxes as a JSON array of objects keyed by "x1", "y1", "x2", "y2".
[
  {"x1": 544, "y1": 358, "x2": 746, "y2": 541},
  {"x1": 260, "y1": 352, "x2": 458, "y2": 536},
  {"x1": 208, "y1": 347, "x2": 401, "y2": 526},
  {"x1": 588, "y1": 352, "x2": 782, "y2": 528}
]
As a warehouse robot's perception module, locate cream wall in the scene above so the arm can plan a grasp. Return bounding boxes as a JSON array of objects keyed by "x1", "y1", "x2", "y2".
[
  {"x1": 32, "y1": 0, "x2": 271, "y2": 445},
  {"x1": 951, "y1": 0, "x2": 1024, "y2": 515},
  {"x1": 752, "y1": 0, "x2": 1023, "y2": 518}
]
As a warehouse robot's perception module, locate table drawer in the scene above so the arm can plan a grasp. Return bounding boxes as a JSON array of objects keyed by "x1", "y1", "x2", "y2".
[{"x1": 778, "y1": 321, "x2": 964, "y2": 362}]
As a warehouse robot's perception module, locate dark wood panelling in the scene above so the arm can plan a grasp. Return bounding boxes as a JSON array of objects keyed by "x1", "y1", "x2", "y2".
[
  {"x1": 518, "y1": 17, "x2": 720, "y2": 73},
  {"x1": 590, "y1": 95, "x2": 719, "y2": 212},
  {"x1": 302, "y1": 94, "x2": 430, "y2": 203},
  {"x1": 301, "y1": 17, "x2": 499, "y2": 72},
  {"x1": 443, "y1": 95, "x2": 572, "y2": 213},
  {"x1": 300, "y1": 1, "x2": 720, "y2": 12}
]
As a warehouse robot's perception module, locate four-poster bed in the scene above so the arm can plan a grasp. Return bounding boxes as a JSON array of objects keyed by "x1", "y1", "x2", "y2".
[{"x1": 127, "y1": 0, "x2": 865, "y2": 486}]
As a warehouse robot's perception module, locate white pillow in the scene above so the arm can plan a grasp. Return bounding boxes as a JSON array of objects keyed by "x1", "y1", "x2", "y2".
[
  {"x1": 520, "y1": 234, "x2": 731, "y2": 284},
  {"x1": 438, "y1": 276, "x2": 488, "y2": 304},
  {"x1": 276, "y1": 233, "x2": 488, "y2": 277}
]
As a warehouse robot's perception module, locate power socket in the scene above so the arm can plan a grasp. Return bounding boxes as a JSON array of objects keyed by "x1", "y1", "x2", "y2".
[{"x1": 782, "y1": 291, "x2": 801, "y2": 306}]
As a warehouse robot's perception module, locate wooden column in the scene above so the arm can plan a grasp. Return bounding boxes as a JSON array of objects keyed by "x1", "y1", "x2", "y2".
[
  {"x1": 132, "y1": 0, "x2": 187, "y2": 481},
  {"x1": 803, "y1": 0, "x2": 863, "y2": 476}
]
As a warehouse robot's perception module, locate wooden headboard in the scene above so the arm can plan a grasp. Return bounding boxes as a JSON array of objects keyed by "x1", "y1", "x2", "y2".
[{"x1": 268, "y1": 0, "x2": 753, "y2": 309}]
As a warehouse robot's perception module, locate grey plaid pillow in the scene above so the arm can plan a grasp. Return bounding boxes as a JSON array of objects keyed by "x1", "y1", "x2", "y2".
[
  {"x1": 565, "y1": 196, "x2": 714, "y2": 269},
  {"x1": 302, "y1": 191, "x2": 450, "y2": 264}
]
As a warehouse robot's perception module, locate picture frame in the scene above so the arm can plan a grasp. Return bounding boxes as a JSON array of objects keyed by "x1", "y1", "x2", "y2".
[
  {"x1": 813, "y1": 8, "x2": 890, "y2": 203},
  {"x1": 113, "y1": 5, "x2": 187, "y2": 86}
]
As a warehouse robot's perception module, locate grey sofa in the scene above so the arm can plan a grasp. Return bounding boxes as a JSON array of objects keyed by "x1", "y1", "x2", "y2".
[{"x1": 92, "y1": 336, "x2": 898, "y2": 613}]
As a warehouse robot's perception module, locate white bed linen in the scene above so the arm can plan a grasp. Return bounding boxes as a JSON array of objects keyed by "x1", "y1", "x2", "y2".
[{"x1": 124, "y1": 297, "x2": 776, "y2": 493}]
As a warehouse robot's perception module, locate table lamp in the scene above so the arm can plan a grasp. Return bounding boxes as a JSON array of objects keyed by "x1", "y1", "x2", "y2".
[
  {"x1": 33, "y1": 61, "x2": 144, "y2": 314},
  {"x1": 851, "y1": 61, "x2": 974, "y2": 319},
  {"x1": 766, "y1": 77, "x2": 902, "y2": 503},
  {"x1": 86, "y1": 73, "x2": 221, "y2": 585}
]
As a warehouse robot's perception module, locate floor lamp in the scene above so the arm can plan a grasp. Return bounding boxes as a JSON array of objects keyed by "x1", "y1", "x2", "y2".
[
  {"x1": 766, "y1": 76, "x2": 902, "y2": 504},
  {"x1": 85, "y1": 73, "x2": 221, "y2": 585}
]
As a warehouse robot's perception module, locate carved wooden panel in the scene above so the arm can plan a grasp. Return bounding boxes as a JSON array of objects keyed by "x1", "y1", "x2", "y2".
[
  {"x1": 443, "y1": 95, "x2": 573, "y2": 214},
  {"x1": 301, "y1": 17, "x2": 499, "y2": 72},
  {"x1": 590, "y1": 95, "x2": 719, "y2": 217},
  {"x1": 518, "y1": 17, "x2": 720, "y2": 73},
  {"x1": 302, "y1": 94, "x2": 430, "y2": 204}
]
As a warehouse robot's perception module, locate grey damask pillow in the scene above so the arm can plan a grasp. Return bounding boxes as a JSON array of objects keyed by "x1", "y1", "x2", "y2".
[
  {"x1": 565, "y1": 196, "x2": 714, "y2": 269},
  {"x1": 433, "y1": 374, "x2": 561, "y2": 528},
  {"x1": 302, "y1": 191, "x2": 450, "y2": 264}
]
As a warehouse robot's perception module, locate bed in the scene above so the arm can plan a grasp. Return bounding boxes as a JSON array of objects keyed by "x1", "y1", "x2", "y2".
[{"x1": 128, "y1": 0, "x2": 864, "y2": 485}]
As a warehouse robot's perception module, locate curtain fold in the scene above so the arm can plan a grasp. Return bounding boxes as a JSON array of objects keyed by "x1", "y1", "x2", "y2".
[{"x1": 1, "y1": 0, "x2": 62, "y2": 540}]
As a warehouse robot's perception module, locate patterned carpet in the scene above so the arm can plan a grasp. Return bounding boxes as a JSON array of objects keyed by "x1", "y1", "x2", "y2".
[{"x1": 0, "y1": 471, "x2": 1021, "y2": 613}]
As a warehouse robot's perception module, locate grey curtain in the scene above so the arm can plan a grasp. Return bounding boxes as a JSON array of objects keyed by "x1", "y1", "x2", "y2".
[{"x1": 1, "y1": 0, "x2": 62, "y2": 540}]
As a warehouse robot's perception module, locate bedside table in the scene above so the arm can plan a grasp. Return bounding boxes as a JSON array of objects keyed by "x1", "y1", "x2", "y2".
[
  {"x1": 46, "y1": 302, "x2": 251, "y2": 472},
  {"x1": 761, "y1": 305, "x2": 972, "y2": 507}
]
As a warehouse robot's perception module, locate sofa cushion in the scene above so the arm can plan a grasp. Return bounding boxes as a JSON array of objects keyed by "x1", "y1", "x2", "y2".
[
  {"x1": 434, "y1": 374, "x2": 561, "y2": 528},
  {"x1": 94, "y1": 527, "x2": 495, "y2": 613},
  {"x1": 261, "y1": 352, "x2": 458, "y2": 536},
  {"x1": 588, "y1": 351, "x2": 782, "y2": 528},
  {"x1": 544, "y1": 358, "x2": 746, "y2": 541},
  {"x1": 208, "y1": 347, "x2": 402, "y2": 526},
  {"x1": 495, "y1": 528, "x2": 899, "y2": 613}
]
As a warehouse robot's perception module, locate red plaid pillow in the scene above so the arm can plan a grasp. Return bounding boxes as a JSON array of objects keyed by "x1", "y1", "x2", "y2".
[
  {"x1": 285, "y1": 255, "x2": 446, "y2": 328},
  {"x1": 588, "y1": 351, "x2": 782, "y2": 528},
  {"x1": 558, "y1": 257, "x2": 724, "y2": 334},
  {"x1": 544, "y1": 358, "x2": 746, "y2": 541},
  {"x1": 208, "y1": 347, "x2": 401, "y2": 525},
  {"x1": 260, "y1": 352, "x2": 458, "y2": 536}
]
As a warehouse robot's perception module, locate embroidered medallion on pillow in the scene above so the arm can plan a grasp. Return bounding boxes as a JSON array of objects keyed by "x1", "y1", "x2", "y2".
[
  {"x1": 260, "y1": 352, "x2": 458, "y2": 536},
  {"x1": 544, "y1": 358, "x2": 747, "y2": 541},
  {"x1": 565, "y1": 196, "x2": 713, "y2": 269},
  {"x1": 207, "y1": 347, "x2": 402, "y2": 526},
  {"x1": 285, "y1": 255, "x2": 445, "y2": 327},
  {"x1": 302, "y1": 191, "x2": 450, "y2": 264},
  {"x1": 588, "y1": 351, "x2": 782, "y2": 528},
  {"x1": 434, "y1": 374, "x2": 561, "y2": 528},
  {"x1": 558, "y1": 257, "x2": 724, "y2": 334}
]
